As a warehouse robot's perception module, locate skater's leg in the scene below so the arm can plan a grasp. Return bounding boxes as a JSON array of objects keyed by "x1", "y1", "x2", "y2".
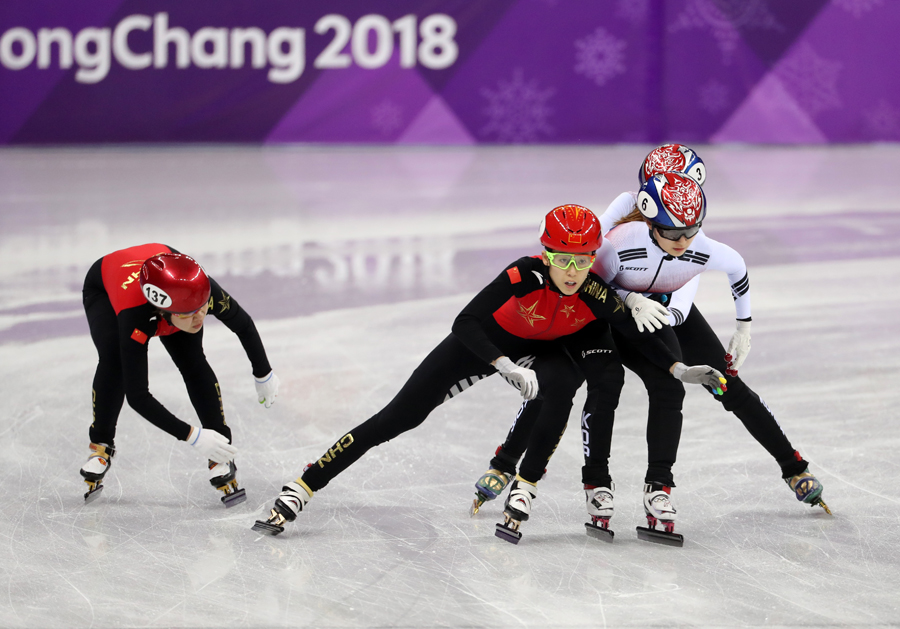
[
  {"x1": 573, "y1": 325, "x2": 623, "y2": 488},
  {"x1": 676, "y1": 306, "x2": 808, "y2": 478},
  {"x1": 613, "y1": 327, "x2": 684, "y2": 487},
  {"x1": 162, "y1": 329, "x2": 248, "y2": 505},
  {"x1": 301, "y1": 333, "x2": 493, "y2": 493},
  {"x1": 517, "y1": 350, "x2": 583, "y2": 483},
  {"x1": 83, "y1": 260, "x2": 125, "y2": 446},
  {"x1": 161, "y1": 330, "x2": 232, "y2": 442},
  {"x1": 490, "y1": 399, "x2": 542, "y2": 474}
]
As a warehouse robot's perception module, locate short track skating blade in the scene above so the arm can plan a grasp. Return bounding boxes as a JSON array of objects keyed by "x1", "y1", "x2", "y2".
[
  {"x1": 585, "y1": 522, "x2": 614, "y2": 542},
  {"x1": 251, "y1": 519, "x2": 284, "y2": 536},
  {"x1": 494, "y1": 523, "x2": 522, "y2": 545},
  {"x1": 636, "y1": 525, "x2": 683, "y2": 547},
  {"x1": 221, "y1": 488, "x2": 247, "y2": 508},
  {"x1": 83, "y1": 485, "x2": 104, "y2": 504},
  {"x1": 470, "y1": 497, "x2": 485, "y2": 517}
]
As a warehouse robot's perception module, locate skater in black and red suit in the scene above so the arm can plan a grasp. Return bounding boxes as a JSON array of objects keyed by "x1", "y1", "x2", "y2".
[
  {"x1": 80, "y1": 243, "x2": 279, "y2": 506},
  {"x1": 253, "y1": 205, "x2": 725, "y2": 543}
]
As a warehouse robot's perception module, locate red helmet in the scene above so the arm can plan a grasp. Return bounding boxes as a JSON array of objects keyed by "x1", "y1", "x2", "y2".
[
  {"x1": 540, "y1": 204, "x2": 602, "y2": 253},
  {"x1": 139, "y1": 253, "x2": 211, "y2": 314}
]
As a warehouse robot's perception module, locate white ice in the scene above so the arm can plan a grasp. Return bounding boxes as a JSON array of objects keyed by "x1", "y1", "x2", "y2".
[{"x1": 1, "y1": 145, "x2": 899, "y2": 628}]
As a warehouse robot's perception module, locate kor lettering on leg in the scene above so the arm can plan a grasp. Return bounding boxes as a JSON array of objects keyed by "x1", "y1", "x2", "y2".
[{"x1": 316, "y1": 433, "x2": 355, "y2": 468}]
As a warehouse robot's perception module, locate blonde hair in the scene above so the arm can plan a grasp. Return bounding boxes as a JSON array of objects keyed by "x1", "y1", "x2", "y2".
[{"x1": 614, "y1": 206, "x2": 647, "y2": 227}]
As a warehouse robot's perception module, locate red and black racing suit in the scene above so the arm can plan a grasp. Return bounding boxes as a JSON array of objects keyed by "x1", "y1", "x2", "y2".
[
  {"x1": 82, "y1": 243, "x2": 272, "y2": 446},
  {"x1": 299, "y1": 256, "x2": 679, "y2": 492}
]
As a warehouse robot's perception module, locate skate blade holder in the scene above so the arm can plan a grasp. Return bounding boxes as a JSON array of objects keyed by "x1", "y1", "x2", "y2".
[
  {"x1": 636, "y1": 525, "x2": 684, "y2": 547},
  {"x1": 221, "y1": 487, "x2": 247, "y2": 508},
  {"x1": 83, "y1": 481, "x2": 104, "y2": 504},
  {"x1": 494, "y1": 522, "x2": 522, "y2": 544},
  {"x1": 470, "y1": 492, "x2": 490, "y2": 517},
  {"x1": 251, "y1": 519, "x2": 285, "y2": 536},
  {"x1": 585, "y1": 520, "x2": 614, "y2": 543},
  {"x1": 215, "y1": 479, "x2": 247, "y2": 508},
  {"x1": 251, "y1": 510, "x2": 286, "y2": 536}
]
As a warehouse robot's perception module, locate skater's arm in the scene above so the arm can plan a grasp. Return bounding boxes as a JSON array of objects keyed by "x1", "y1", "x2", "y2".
[
  {"x1": 700, "y1": 237, "x2": 751, "y2": 321},
  {"x1": 116, "y1": 308, "x2": 193, "y2": 441},
  {"x1": 451, "y1": 257, "x2": 541, "y2": 365},
  {"x1": 206, "y1": 277, "x2": 272, "y2": 378}
]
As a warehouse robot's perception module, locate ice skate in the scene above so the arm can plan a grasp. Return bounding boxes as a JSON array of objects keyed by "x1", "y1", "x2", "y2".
[
  {"x1": 470, "y1": 468, "x2": 511, "y2": 516},
  {"x1": 495, "y1": 477, "x2": 537, "y2": 545},
  {"x1": 636, "y1": 482, "x2": 683, "y2": 547},
  {"x1": 209, "y1": 460, "x2": 246, "y2": 508},
  {"x1": 80, "y1": 442, "x2": 115, "y2": 503},
  {"x1": 584, "y1": 483, "x2": 615, "y2": 542},
  {"x1": 252, "y1": 480, "x2": 313, "y2": 536},
  {"x1": 786, "y1": 468, "x2": 831, "y2": 515}
]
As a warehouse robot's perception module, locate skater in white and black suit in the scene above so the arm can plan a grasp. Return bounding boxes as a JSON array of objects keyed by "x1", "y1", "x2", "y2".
[
  {"x1": 254, "y1": 205, "x2": 725, "y2": 543},
  {"x1": 80, "y1": 243, "x2": 280, "y2": 506},
  {"x1": 475, "y1": 147, "x2": 830, "y2": 545}
]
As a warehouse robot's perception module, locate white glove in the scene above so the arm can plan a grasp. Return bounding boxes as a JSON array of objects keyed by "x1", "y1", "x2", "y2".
[
  {"x1": 494, "y1": 356, "x2": 539, "y2": 400},
  {"x1": 671, "y1": 362, "x2": 727, "y2": 395},
  {"x1": 725, "y1": 321, "x2": 751, "y2": 376},
  {"x1": 186, "y1": 426, "x2": 237, "y2": 463},
  {"x1": 624, "y1": 292, "x2": 671, "y2": 333},
  {"x1": 254, "y1": 370, "x2": 280, "y2": 408}
]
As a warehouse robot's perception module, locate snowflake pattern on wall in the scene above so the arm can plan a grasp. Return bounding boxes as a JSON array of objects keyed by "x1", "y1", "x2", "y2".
[
  {"x1": 862, "y1": 99, "x2": 899, "y2": 138},
  {"x1": 698, "y1": 80, "x2": 730, "y2": 113},
  {"x1": 833, "y1": 0, "x2": 884, "y2": 19},
  {"x1": 574, "y1": 27, "x2": 627, "y2": 87},
  {"x1": 616, "y1": 0, "x2": 650, "y2": 24},
  {"x1": 480, "y1": 68, "x2": 556, "y2": 142},
  {"x1": 371, "y1": 100, "x2": 404, "y2": 136},
  {"x1": 669, "y1": 0, "x2": 783, "y2": 63},
  {"x1": 776, "y1": 43, "x2": 842, "y2": 117}
]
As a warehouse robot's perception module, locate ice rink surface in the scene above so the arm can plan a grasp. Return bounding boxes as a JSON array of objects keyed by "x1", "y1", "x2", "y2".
[{"x1": 1, "y1": 144, "x2": 899, "y2": 628}]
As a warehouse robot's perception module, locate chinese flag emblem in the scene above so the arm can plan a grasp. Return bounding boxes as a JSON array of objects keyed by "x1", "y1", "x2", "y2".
[
  {"x1": 506, "y1": 267, "x2": 522, "y2": 284},
  {"x1": 131, "y1": 329, "x2": 149, "y2": 344}
]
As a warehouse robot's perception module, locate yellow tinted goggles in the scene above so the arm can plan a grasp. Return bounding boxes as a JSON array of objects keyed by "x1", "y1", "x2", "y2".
[{"x1": 545, "y1": 251, "x2": 596, "y2": 271}]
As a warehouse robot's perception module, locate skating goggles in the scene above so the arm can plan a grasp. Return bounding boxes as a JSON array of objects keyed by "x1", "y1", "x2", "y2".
[
  {"x1": 653, "y1": 223, "x2": 702, "y2": 241},
  {"x1": 545, "y1": 251, "x2": 596, "y2": 271}
]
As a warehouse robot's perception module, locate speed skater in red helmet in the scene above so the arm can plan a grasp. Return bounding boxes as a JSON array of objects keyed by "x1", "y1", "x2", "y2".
[
  {"x1": 80, "y1": 243, "x2": 280, "y2": 507},
  {"x1": 252, "y1": 205, "x2": 725, "y2": 543}
]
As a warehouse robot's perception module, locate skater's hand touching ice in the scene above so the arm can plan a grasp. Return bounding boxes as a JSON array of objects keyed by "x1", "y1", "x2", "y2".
[
  {"x1": 725, "y1": 320, "x2": 751, "y2": 376},
  {"x1": 187, "y1": 426, "x2": 237, "y2": 463},
  {"x1": 624, "y1": 292, "x2": 670, "y2": 333},
  {"x1": 254, "y1": 370, "x2": 280, "y2": 408},
  {"x1": 671, "y1": 362, "x2": 727, "y2": 395},
  {"x1": 494, "y1": 356, "x2": 539, "y2": 400}
]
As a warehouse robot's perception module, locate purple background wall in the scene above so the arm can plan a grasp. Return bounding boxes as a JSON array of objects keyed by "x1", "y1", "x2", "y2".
[{"x1": 1, "y1": 0, "x2": 898, "y2": 145}]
